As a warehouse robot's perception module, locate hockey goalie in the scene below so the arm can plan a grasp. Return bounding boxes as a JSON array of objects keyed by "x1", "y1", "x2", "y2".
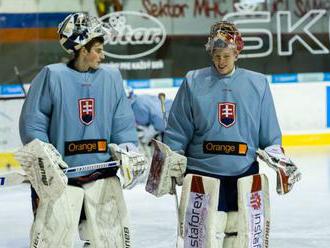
[
  {"x1": 145, "y1": 20, "x2": 301, "y2": 248},
  {"x1": 15, "y1": 139, "x2": 146, "y2": 248},
  {"x1": 15, "y1": 12, "x2": 147, "y2": 248}
]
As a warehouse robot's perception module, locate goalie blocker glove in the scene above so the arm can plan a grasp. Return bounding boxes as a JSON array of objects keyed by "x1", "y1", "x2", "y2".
[
  {"x1": 257, "y1": 144, "x2": 302, "y2": 195},
  {"x1": 145, "y1": 140, "x2": 187, "y2": 197},
  {"x1": 14, "y1": 139, "x2": 68, "y2": 200}
]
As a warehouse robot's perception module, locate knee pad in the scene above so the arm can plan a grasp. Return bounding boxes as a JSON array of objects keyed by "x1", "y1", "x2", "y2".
[
  {"x1": 30, "y1": 185, "x2": 84, "y2": 248},
  {"x1": 81, "y1": 176, "x2": 131, "y2": 248},
  {"x1": 178, "y1": 174, "x2": 226, "y2": 248}
]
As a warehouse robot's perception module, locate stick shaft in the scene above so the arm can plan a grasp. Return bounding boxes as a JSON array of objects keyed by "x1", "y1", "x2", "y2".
[
  {"x1": 158, "y1": 93, "x2": 180, "y2": 239},
  {"x1": 64, "y1": 161, "x2": 119, "y2": 174},
  {"x1": 0, "y1": 161, "x2": 120, "y2": 187},
  {"x1": 158, "y1": 93, "x2": 167, "y2": 126},
  {"x1": 0, "y1": 171, "x2": 28, "y2": 187},
  {"x1": 14, "y1": 66, "x2": 27, "y2": 97}
]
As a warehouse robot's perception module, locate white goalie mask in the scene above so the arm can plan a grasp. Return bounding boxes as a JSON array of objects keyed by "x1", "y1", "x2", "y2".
[{"x1": 58, "y1": 12, "x2": 115, "y2": 54}]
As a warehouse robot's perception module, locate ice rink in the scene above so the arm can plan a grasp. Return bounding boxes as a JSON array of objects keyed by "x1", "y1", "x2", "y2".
[{"x1": 0, "y1": 146, "x2": 329, "y2": 248}]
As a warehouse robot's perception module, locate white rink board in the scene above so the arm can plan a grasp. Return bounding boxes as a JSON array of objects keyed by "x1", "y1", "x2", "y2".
[
  {"x1": 0, "y1": 99, "x2": 24, "y2": 151},
  {"x1": 271, "y1": 83, "x2": 328, "y2": 131},
  {"x1": 135, "y1": 82, "x2": 330, "y2": 132}
]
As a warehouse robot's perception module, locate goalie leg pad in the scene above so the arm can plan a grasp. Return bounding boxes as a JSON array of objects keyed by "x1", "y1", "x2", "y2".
[
  {"x1": 81, "y1": 176, "x2": 131, "y2": 248},
  {"x1": 178, "y1": 174, "x2": 227, "y2": 248},
  {"x1": 30, "y1": 185, "x2": 84, "y2": 248},
  {"x1": 223, "y1": 174, "x2": 270, "y2": 248}
]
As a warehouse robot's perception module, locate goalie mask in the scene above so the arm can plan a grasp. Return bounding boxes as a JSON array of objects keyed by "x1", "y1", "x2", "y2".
[
  {"x1": 205, "y1": 21, "x2": 244, "y2": 54},
  {"x1": 58, "y1": 13, "x2": 114, "y2": 54}
]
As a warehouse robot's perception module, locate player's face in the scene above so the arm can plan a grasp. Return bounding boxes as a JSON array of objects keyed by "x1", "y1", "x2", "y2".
[
  {"x1": 85, "y1": 42, "x2": 105, "y2": 69},
  {"x1": 211, "y1": 48, "x2": 237, "y2": 75}
]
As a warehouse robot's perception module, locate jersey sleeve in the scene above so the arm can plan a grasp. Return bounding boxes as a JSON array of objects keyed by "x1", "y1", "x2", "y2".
[
  {"x1": 163, "y1": 78, "x2": 194, "y2": 152},
  {"x1": 19, "y1": 67, "x2": 52, "y2": 145},
  {"x1": 110, "y1": 71, "x2": 138, "y2": 145},
  {"x1": 259, "y1": 79, "x2": 282, "y2": 149}
]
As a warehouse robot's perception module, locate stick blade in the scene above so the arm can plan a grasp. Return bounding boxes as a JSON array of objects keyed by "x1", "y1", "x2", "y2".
[{"x1": 145, "y1": 140, "x2": 167, "y2": 196}]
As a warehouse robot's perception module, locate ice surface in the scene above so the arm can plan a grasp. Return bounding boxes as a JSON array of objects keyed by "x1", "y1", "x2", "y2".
[{"x1": 1, "y1": 146, "x2": 329, "y2": 247}]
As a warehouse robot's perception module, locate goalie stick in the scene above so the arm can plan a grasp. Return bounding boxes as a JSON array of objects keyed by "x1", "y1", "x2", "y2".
[
  {"x1": 14, "y1": 66, "x2": 27, "y2": 98},
  {"x1": 0, "y1": 161, "x2": 120, "y2": 187},
  {"x1": 158, "y1": 92, "x2": 168, "y2": 124},
  {"x1": 158, "y1": 93, "x2": 181, "y2": 242}
]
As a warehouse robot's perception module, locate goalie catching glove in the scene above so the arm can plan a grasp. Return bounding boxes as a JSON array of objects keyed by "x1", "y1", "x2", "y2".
[
  {"x1": 109, "y1": 143, "x2": 147, "y2": 189},
  {"x1": 14, "y1": 139, "x2": 68, "y2": 200},
  {"x1": 257, "y1": 145, "x2": 301, "y2": 195}
]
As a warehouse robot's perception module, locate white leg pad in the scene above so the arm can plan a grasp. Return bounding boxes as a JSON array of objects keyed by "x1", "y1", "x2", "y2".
[
  {"x1": 178, "y1": 174, "x2": 226, "y2": 248},
  {"x1": 234, "y1": 174, "x2": 271, "y2": 248},
  {"x1": 81, "y1": 177, "x2": 131, "y2": 248},
  {"x1": 30, "y1": 185, "x2": 84, "y2": 248}
]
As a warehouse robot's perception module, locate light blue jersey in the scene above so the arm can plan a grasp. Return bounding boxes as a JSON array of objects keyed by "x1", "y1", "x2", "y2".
[
  {"x1": 164, "y1": 66, "x2": 281, "y2": 176},
  {"x1": 19, "y1": 63, "x2": 137, "y2": 177},
  {"x1": 130, "y1": 94, "x2": 173, "y2": 132}
]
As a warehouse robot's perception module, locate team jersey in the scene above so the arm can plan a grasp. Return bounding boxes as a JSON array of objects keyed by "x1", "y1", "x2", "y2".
[
  {"x1": 19, "y1": 63, "x2": 137, "y2": 177},
  {"x1": 130, "y1": 94, "x2": 173, "y2": 132},
  {"x1": 164, "y1": 66, "x2": 282, "y2": 176}
]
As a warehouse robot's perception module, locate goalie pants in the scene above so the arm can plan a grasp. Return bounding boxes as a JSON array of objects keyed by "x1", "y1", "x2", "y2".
[{"x1": 185, "y1": 161, "x2": 259, "y2": 212}]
